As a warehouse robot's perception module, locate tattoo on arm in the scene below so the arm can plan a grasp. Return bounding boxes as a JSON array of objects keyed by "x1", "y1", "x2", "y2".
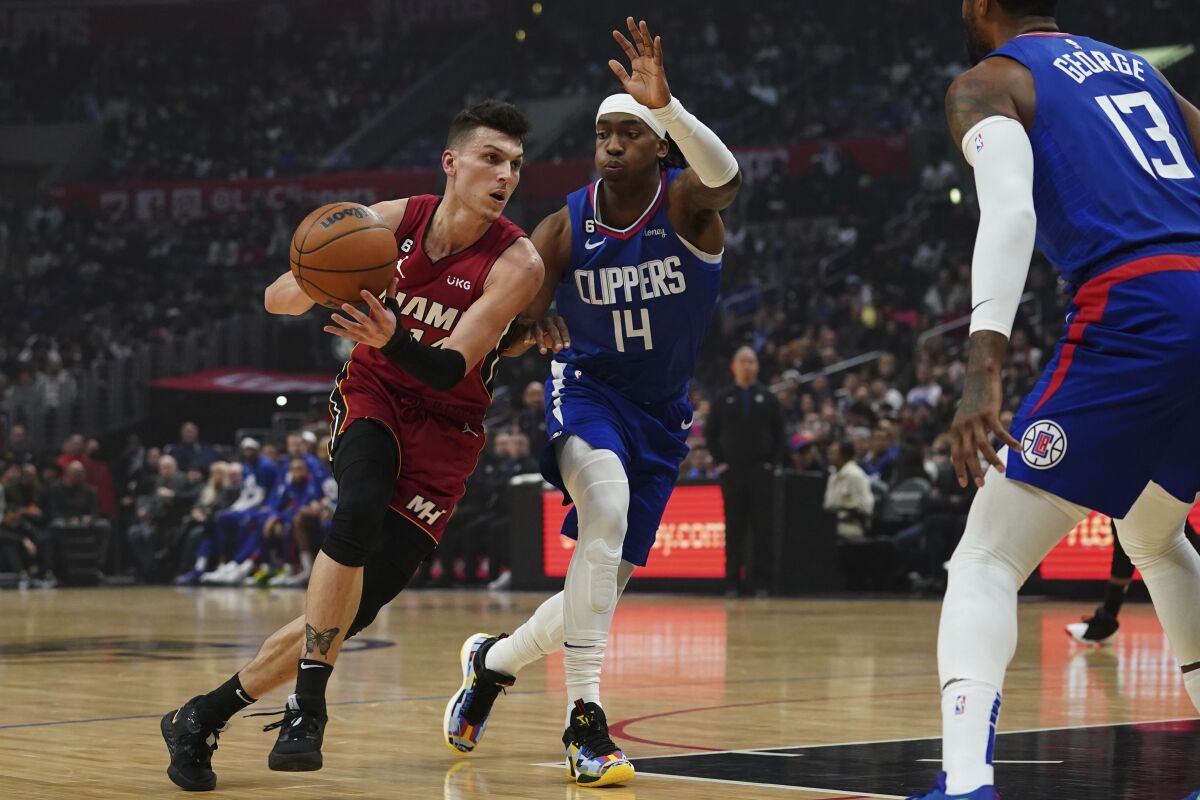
[
  {"x1": 945, "y1": 61, "x2": 1025, "y2": 147},
  {"x1": 304, "y1": 624, "x2": 340, "y2": 657}
]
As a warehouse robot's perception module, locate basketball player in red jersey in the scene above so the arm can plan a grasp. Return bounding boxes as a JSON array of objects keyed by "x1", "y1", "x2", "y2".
[{"x1": 160, "y1": 100, "x2": 546, "y2": 791}]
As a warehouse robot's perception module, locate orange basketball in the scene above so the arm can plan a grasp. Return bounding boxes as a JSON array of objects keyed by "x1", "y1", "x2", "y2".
[{"x1": 289, "y1": 202, "x2": 398, "y2": 308}]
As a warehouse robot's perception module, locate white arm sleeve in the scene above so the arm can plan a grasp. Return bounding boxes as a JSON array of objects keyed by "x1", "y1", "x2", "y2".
[
  {"x1": 650, "y1": 97, "x2": 740, "y2": 188},
  {"x1": 962, "y1": 115, "x2": 1037, "y2": 338}
]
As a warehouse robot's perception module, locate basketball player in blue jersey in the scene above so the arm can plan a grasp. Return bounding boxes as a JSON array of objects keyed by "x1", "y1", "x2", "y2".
[
  {"x1": 441, "y1": 17, "x2": 740, "y2": 787},
  {"x1": 908, "y1": 2, "x2": 1200, "y2": 799}
]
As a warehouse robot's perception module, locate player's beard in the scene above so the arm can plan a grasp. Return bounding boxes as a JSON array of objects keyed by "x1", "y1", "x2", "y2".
[{"x1": 964, "y1": 19, "x2": 991, "y2": 66}]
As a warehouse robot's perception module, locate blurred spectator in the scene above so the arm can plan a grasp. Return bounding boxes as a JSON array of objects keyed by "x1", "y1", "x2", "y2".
[
  {"x1": 46, "y1": 460, "x2": 111, "y2": 574},
  {"x1": 709, "y1": 347, "x2": 784, "y2": 597},
  {"x1": 84, "y1": 438, "x2": 117, "y2": 520},
  {"x1": 47, "y1": 461, "x2": 100, "y2": 525},
  {"x1": 239, "y1": 437, "x2": 279, "y2": 496},
  {"x1": 175, "y1": 461, "x2": 239, "y2": 585},
  {"x1": 823, "y1": 438, "x2": 874, "y2": 541},
  {"x1": 787, "y1": 433, "x2": 825, "y2": 474},
  {"x1": 4, "y1": 463, "x2": 46, "y2": 527},
  {"x1": 126, "y1": 454, "x2": 194, "y2": 580},
  {"x1": 4, "y1": 424, "x2": 35, "y2": 464},
  {"x1": 166, "y1": 422, "x2": 218, "y2": 473},
  {"x1": 516, "y1": 381, "x2": 548, "y2": 456},
  {"x1": 860, "y1": 423, "x2": 901, "y2": 484},
  {"x1": 245, "y1": 456, "x2": 321, "y2": 587},
  {"x1": 0, "y1": 505, "x2": 54, "y2": 586}
]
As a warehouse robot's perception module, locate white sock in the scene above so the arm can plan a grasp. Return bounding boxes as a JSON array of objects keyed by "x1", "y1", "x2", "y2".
[
  {"x1": 935, "y1": 469, "x2": 1086, "y2": 795},
  {"x1": 941, "y1": 680, "x2": 1001, "y2": 794},
  {"x1": 485, "y1": 561, "x2": 637, "y2": 681},
  {"x1": 194, "y1": 556, "x2": 207, "y2": 571},
  {"x1": 485, "y1": 591, "x2": 563, "y2": 678},
  {"x1": 299, "y1": 550, "x2": 314, "y2": 575}
]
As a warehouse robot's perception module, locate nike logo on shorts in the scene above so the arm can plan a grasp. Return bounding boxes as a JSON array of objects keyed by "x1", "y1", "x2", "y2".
[
  {"x1": 584, "y1": 238, "x2": 605, "y2": 250},
  {"x1": 681, "y1": 418, "x2": 694, "y2": 430}
]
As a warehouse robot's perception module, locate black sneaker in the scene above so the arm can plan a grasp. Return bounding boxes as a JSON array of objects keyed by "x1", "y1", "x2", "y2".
[
  {"x1": 160, "y1": 695, "x2": 227, "y2": 791},
  {"x1": 260, "y1": 694, "x2": 327, "y2": 771},
  {"x1": 561, "y1": 700, "x2": 634, "y2": 786},
  {"x1": 1066, "y1": 606, "x2": 1120, "y2": 644}
]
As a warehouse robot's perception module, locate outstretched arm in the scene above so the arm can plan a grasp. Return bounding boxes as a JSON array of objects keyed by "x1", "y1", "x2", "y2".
[
  {"x1": 608, "y1": 17, "x2": 742, "y2": 215},
  {"x1": 944, "y1": 59, "x2": 1034, "y2": 487}
]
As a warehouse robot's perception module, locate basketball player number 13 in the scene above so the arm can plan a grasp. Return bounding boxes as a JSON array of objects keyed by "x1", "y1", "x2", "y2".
[
  {"x1": 1095, "y1": 91, "x2": 1196, "y2": 180},
  {"x1": 612, "y1": 309, "x2": 653, "y2": 352}
]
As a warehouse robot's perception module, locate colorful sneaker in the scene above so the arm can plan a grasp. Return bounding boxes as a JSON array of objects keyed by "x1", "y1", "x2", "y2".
[
  {"x1": 1065, "y1": 606, "x2": 1119, "y2": 644},
  {"x1": 906, "y1": 772, "x2": 996, "y2": 799},
  {"x1": 244, "y1": 564, "x2": 275, "y2": 587},
  {"x1": 160, "y1": 695, "x2": 228, "y2": 791},
  {"x1": 563, "y1": 700, "x2": 635, "y2": 787},
  {"x1": 443, "y1": 633, "x2": 514, "y2": 753}
]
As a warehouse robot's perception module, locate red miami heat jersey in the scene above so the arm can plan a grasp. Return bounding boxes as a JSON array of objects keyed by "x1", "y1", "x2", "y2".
[{"x1": 339, "y1": 195, "x2": 526, "y2": 422}]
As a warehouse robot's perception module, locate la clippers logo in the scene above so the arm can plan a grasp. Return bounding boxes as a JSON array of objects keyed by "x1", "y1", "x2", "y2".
[{"x1": 1021, "y1": 420, "x2": 1067, "y2": 469}]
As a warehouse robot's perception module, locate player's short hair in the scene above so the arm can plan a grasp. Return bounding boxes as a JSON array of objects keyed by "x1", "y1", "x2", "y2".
[
  {"x1": 447, "y1": 100, "x2": 532, "y2": 149},
  {"x1": 996, "y1": 0, "x2": 1057, "y2": 16}
]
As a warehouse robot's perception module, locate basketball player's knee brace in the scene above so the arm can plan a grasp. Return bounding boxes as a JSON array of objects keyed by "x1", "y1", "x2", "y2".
[{"x1": 582, "y1": 538, "x2": 622, "y2": 614}]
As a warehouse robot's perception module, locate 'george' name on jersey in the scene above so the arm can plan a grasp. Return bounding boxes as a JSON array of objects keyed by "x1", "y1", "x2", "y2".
[{"x1": 574, "y1": 255, "x2": 688, "y2": 306}]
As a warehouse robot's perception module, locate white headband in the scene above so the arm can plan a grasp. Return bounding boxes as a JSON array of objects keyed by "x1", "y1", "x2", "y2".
[{"x1": 595, "y1": 93, "x2": 666, "y2": 138}]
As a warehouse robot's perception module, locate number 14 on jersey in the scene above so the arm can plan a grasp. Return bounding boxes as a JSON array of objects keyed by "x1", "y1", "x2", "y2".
[{"x1": 613, "y1": 309, "x2": 653, "y2": 352}]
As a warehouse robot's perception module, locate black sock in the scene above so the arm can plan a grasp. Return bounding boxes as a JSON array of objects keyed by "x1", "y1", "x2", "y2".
[
  {"x1": 1102, "y1": 581, "x2": 1128, "y2": 618},
  {"x1": 200, "y1": 673, "x2": 256, "y2": 724},
  {"x1": 294, "y1": 659, "x2": 333, "y2": 716}
]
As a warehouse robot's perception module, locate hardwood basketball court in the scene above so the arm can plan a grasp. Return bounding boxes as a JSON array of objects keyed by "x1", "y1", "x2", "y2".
[{"x1": 1, "y1": 588, "x2": 1195, "y2": 798}]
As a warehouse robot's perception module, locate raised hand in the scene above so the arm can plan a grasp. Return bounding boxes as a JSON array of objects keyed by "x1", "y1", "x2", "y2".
[{"x1": 608, "y1": 17, "x2": 671, "y2": 110}]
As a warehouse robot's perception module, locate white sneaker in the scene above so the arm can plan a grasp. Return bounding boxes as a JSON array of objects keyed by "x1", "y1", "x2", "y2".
[
  {"x1": 200, "y1": 562, "x2": 236, "y2": 584},
  {"x1": 268, "y1": 565, "x2": 295, "y2": 587},
  {"x1": 281, "y1": 570, "x2": 310, "y2": 588},
  {"x1": 229, "y1": 560, "x2": 257, "y2": 585},
  {"x1": 486, "y1": 570, "x2": 512, "y2": 592}
]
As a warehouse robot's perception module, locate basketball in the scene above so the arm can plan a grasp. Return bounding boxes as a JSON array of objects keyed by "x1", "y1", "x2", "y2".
[{"x1": 289, "y1": 202, "x2": 398, "y2": 308}]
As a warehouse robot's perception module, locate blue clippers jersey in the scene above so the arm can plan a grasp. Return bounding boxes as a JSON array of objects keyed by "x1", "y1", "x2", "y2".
[
  {"x1": 553, "y1": 168, "x2": 722, "y2": 404},
  {"x1": 988, "y1": 33, "x2": 1200, "y2": 284}
]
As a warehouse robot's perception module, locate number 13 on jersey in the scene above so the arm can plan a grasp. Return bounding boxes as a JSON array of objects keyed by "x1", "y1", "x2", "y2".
[{"x1": 613, "y1": 309, "x2": 653, "y2": 352}]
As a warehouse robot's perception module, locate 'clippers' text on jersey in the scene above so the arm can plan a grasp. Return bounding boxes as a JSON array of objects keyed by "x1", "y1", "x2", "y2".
[{"x1": 553, "y1": 168, "x2": 721, "y2": 405}]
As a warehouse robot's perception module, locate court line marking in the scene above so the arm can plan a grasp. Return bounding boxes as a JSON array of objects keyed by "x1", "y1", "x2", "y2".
[
  {"x1": 529, "y1": 763, "x2": 901, "y2": 798},
  {"x1": 607, "y1": 712, "x2": 1200, "y2": 758},
  {"x1": 916, "y1": 758, "x2": 1064, "y2": 765}
]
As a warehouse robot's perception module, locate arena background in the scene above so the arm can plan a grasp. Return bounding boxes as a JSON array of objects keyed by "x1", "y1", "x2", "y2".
[{"x1": 2, "y1": 0, "x2": 1195, "y2": 592}]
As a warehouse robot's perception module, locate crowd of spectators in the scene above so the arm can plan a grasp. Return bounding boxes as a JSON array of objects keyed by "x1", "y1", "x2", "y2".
[
  {"x1": 0, "y1": 415, "x2": 550, "y2": 592},
  {"x1": 3, "y1": 1, "x2": 1199, "y2": 592}
]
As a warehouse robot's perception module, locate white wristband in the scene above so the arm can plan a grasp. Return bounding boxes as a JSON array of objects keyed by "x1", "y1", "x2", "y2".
[
  {"x1": 650, "y1": 97, "x2": 740, "y2": 188},
  {"x1": 962, "y1": 116, "x2": 1037, "y2": 338}
]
